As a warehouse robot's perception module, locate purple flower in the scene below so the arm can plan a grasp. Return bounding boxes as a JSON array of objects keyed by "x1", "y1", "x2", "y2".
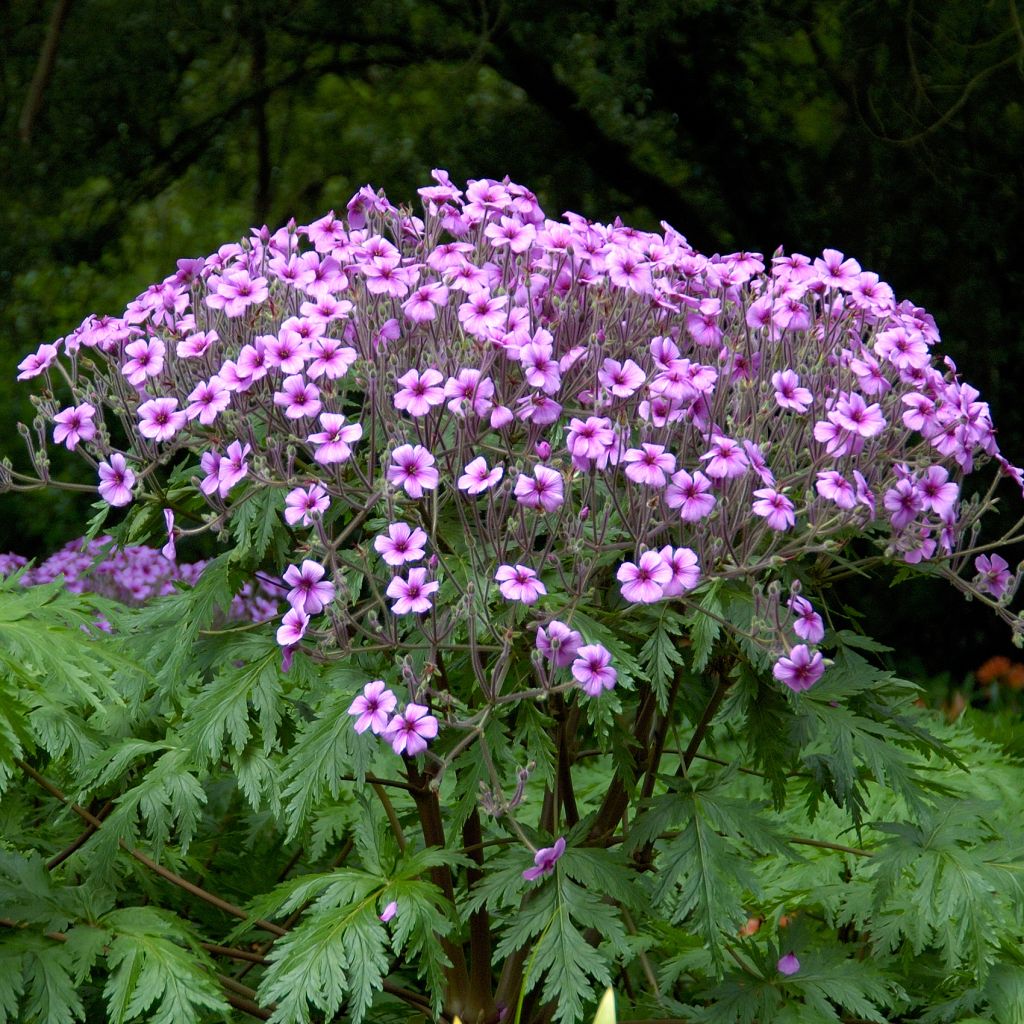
[
  {"x1": 306, "y1": 338, "x2": 357, "y2": 380},
  {"x1": 274, "y1": 375, "x2": 322, "y2": 420},
  {"x1": 53, "y1": 403, "x2": 96, "y2": 450},
  {"x1": 348, "y1": 680, "x2": 398, "y2": 735},
  {"x1": 379, "y1": 900, "x2": 399, "y2": 923},
  {"x1": 217, "y1": 441, "x2": 250, "y2": 497},
  {"x1": 752, "y1": 488, "x2": 796, "y2": 531},
  {"x1": 97, "y1": 454, "x2": 136, "y2": 507},
  {"x1": 777, "y1": 952, "x2": 801, "y2": 976},
  {"x1": 387, "y1": 444, "x2": 439, "y2": 499},
  {"x1": 374, "y1": 523, "x2": 428, "y2": 566},
  {"x1": 307, "y1": 413, "x2": 363, "y2": 465},
  {"x1": 495, "y1": 564, "x2": 547, "y2": 604},
  {"x1": 976, "y1": 553, "x2": 1013, "y2": 600},
  {"x1": 699, "y1": 436, "x2": 748, "y2": 480},
  {"x1": 771, "y1": 370, "x2": 812, "y2": 413},
  {"x1": 458, "y1": 456, "x2": 504, "y2": 495},
  {"x1": 773, "y1": 645, "x2": 825, "y2": 692},
  {"x1": 383, "y1": 703, "x2": 439, "y2": 756},
  {"x1": 918, "y1": 466, "x2": 959, "y2": 517},
  {"x1": 657, "y1": 546, "x2": 701, "y2": 597},
  {"x1": 665, "y1": 469, "x2": 716, "y2": 522},
  {"x1": 623, "y1": 444, "x2": 676, "y2": 488},
  {"x1": 284, "y1": 484, "x2": 330, "y2": 527},
  {"x1": 161, "y1": 509, "x2": 176, "y2": 561},
  {"x1": 386, "y1": 567, "x2": 440, "y2": 614},
  {"x1": 815, "y1": 471, "x2": 856, "y2": 510},
  {"x1": 276, "y1": 607, "x2": 309, "y2": 647},
  {"x1": 536, "y1": 620, "x2": 583, "y2": 668},
  {"x1": 513, "y1": 466, "x2": 564, "y2": 512},
  {"x1": 186, "y1": 377, "x2": 230, "y2": 425},
  {"x1": 522, "y1": 837, "x2": 566, "y2": 881},
  {"x1": 598, "y1": 357, "x2": 645, "y2": 399},
  {"x1": 17, "y1": 343, "x2": 59, "y2": 380},
  {"x1": 122, "y1": 338, "x2": 165, "y2": 385},
  {"x1": 394, "y1": 368, "x2": 446, "y2": 417},
  {"x1": 617, "y1": 551, "x2": 672, "y2": 604},
  {"x1": 883, "y1": 479, "x2": 923, "y2": 531},
  {"x1": 788, "y1": 595, "x2": 825, "y2": 644},
  {"x1": 572, "y1": 644, "x2": 617, "y2": 696},
  {"x1": 138, "y1": 398, "x2": 187, "y2": 442},
  {"x1": 283, "y1": 560, "x2": 335, "y2": 615}
]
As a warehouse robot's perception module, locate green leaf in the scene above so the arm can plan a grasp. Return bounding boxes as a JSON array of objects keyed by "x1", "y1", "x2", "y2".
[{"x1": 685, "y1": 580, "x2": 723, "y2": 673}]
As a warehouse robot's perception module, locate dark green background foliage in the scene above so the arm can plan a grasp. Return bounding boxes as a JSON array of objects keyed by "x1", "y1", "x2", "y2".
[{"x1": 2, "y1": 0, "x2": 1022, "y2": 673}]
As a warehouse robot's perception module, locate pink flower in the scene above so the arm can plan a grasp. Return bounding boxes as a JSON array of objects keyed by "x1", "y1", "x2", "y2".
[
  {"x1": 348, "y1": 680, "x2": 398, "y2": 735},
  {"x1": 699, "y1": 436, "x2": 748, "y2": 480},
  {"x1": 777, "y1": 953, "x2": 801, "y2": 976},
  {"x1": 485, "y1": 216, "x2": 537, "y2": 253},
  {"x1": 53, "y1": 403, "x2": 96, "y2": 450},
  {"x1": 161, "y1": 509, "x2": 176, "y2": 561},
  {"x1": 665, "y1": 469, "x2": 716, "y2": 522},
  {"x1": 307, "y1": 413, "x2": 363, "y2": 465},
  {"x1": 536, "y1": 620, "x2": 583, "y2": 668},
  {"x1": 458, "y1": 456, "x2": 503, "y2": 495},
  {"x1": 918, "y1": 466, "x2": 958, "y2": 517},
  {"x1": 458, "y1": 291, "x2": 508, "y2": 338},
  {"x1": 830, "y1": 392, "x2": 886, "y2": 439},
  {"x1": 284, "y1": 484, "x2": 330, "y2": 527},
  {"x1": 186, "y1": 377, "x2": 230, "y2": 425},
  {"x1": 264, "y1": 333, "x2": 309, "y2": 374},
  {"x1": 788, "y1": 595, "x2": 825, "y2": 643},
  {"x1": 771, "y1": 370, "x2": 812, "y2": 413},
  {"x1": 138, "y1": 398, "x2": 187, "y2": 442},
  {"x1": 97, "y1": 454, "x2": 136, "y2": 507},
  {"x1": 883, "y1": 479, "x2": 922, "y2": 531},
  {"x1": 386, "y1": 567, "x2": 440, "y2": 614},
  {"x1": 657, "y1": 546, "x2": 700, "y2": 596},
  {"x1": 379, "y1": 900, "x2": 399, "y2": 923},
  {"x1": 617, "y1": 551, "x2": 672, "y2": 604},
  {"x1": 623, "y1": 444, "x2": 676, "y2": 488},
  {"x1": 815, "y1": 471, "x2": 856, "y2": 510},
  {"x1": 495, "y1": 564, "x2": 547, "y2": 604},
  {"x1": 122, "y1": 338, "x2": 165, "y2": 385},
  {"x1": 383, "y1": 703, "x2": 439, "y2": 756},
  {"x1": 445, "y1": 368, "x2": 495, "y2": 417},
  {"x1": 975, "y1": 553, "x2": 1013, "y2": 600},
  {"x1": 565, "y1": 416, "x2": 615, "y2": 461},
  {"x1": 207, "y1": 270, "x2": 268, "y2": 317},
  {"x1": 518, "y1": 336, "x2": 562, "y2": 394},
  {"x1": 374, "y1": 522, "x2": 428, "y2": 566},
  {"x1": 513, "y1": 465, "x2": 564, "y2": 512},
  {"x1": 217, "y1": 441, "x2": 250, "y2": 497},
  {"x1": 177, "y1": 330, "x2": 218, "y2": 359},
  {"x1": 522, "y1": 837, "x2": 566, "y2": 881},
  {"x1": 572, "y1": 644, "x2": 617, "y2": 696},
  {"x1": 773, "y1": 645, "x2": 825, "y2": 692},
  {"x1": 274, "y1": 375, "x2": 322, "y2": 420},
  {"x1": 387, "y1": 445, "x2": 439, "y2": 498},
  {"x1": 17, "y1": 343, "x2": 59, "y2": 380},
  {"x1": 306, "y1": 338, "x2": 357, "y2": 380},
  {"x1": 752, "y1": 488, "x2": 796, "y2": 531},
  {"x1": 402, "y1": 281, "x2": 449, "y2": 323},
  {"x1": 394, "y1": 368, "x2": 446, "y2": 417},
  {"x1": 283, "y1": 560, "x2": 335, "y2": 615},
  {"x1": 276, "y1": 607, "x2": 309, "y2": 647},
  {"x1": 598, "y1": 357, "x2": 645, "y2": 399}
]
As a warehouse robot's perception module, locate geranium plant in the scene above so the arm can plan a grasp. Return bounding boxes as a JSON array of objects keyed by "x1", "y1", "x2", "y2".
[{"x1": 3, "y1": 173, "x2": 1024, "y2": 1024}]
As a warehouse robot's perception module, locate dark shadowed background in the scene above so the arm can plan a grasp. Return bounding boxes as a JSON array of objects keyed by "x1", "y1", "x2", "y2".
[{"x1": 2, "y1": 0, "x2": 1022, "y2": 679}]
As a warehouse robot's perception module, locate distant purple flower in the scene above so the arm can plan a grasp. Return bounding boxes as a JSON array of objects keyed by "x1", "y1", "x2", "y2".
[
  {"x1": 122, "y1": 338, "x2": 165, "y2": 385},
  {"x1": 536, "y1": 620, "x2": 583, "y2": 668},
  {"x1": 383, "y1": 703, "x2": 439, "y2": 756},
  {"x1": 53, "y1": 403, "x2": 96, "y2": 450},
  {"x1": 883, "y1": 479, "x2": 923, "y2": 531},
  {"x1": 458, "y1": 456, "x2": 503, "y2": 494},
  {"x1": 495, "y1": 564, "x2": 547, "y2": 604},
  {"x1": 976, "y1": 553, "x2": 1013, "y2": 600},
  {"x1": 773, "y1": 645, "x2": 825, "y2": 692},
  {"x1": 918, "y1": 466, "x2": 959, "y2": 517},
  {"x1": 285, "y1": 484, "x2": 330, "y2": 527},
  {"x1": 306, "y1": 338, "x2": 357, "y2": 380},
  {"x1": 283, "y1": 560, "x2": 335, "y2": 615},
  {"x1": 752, "y1": 488, "x2": 796, "y2": 531},
  {"x1": 348, "y1": 680, "x2": 398, "y2": 735},
  {"x1": 815, "y1": 471, "x2": 856, "y2": 510},
  {"x1": 97, "y1": 454, "x2": 135, "y2": 507},
  {"x1": 788, "y1": 595, "x2": 825, "y2": 643},
  {"x1": 386, "y1": 567, "x2": 440, "y2": 614},
  {"x1": 374, "y1": 522, "x2": 428, "y2": 566},
  {"x1": 598, "y1": 357, "x2": 645, "y2": 399},
  {"x1": 138, "y1": 398, "x2": 187, "y2": 442},
  {"x1": 522, "y1": 837, "x2": 566, "y2": 881},
  {"x1": 394, "y1": 368, "x2": 446, "y2": 417},
  {"x1": 186, "y1": 377, "x2": 230, "y2": 425},
  {"x1": 771, "y1": 370, "x2": 812, "y2": 413},
  {"x1": 617, "y1": 551, "x2": 671, "y2": 604},
  {"x1": 665, "y1": 469, "x2": 716, "y2": 522},
  {"x1": 276, "y1": 607, "x2": 309, "y2": 647},
  {"x1": 387, "y1": 444, "x2": 439, "y2": 498},
  {"x1": 274, "y1": 375, "x2": 322, "y2": 420},
  {"x1": 572, "y1": 645, "x2": 617, "y2": 696},
  {"x1": 514, "y1": 465, "x2": 564, "y2": 512},
  {"x1": 777, "y1": 953, "x2": 801, "y2": 976},
  {"x1": 307, "y1": 413, "x2": 362, "y2": 464},
  {"x1": 17, "y1": 343, "x2": 59, "y2": 380}
]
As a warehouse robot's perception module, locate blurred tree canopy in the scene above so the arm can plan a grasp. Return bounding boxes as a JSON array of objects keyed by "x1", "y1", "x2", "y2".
[{"x1": 1, "y1": 0, "x2": 1022, "y2": 673}]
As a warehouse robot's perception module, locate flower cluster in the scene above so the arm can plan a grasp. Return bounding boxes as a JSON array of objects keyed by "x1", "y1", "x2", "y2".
[
  {"x1": 13, "y1": 171, "x2": 1024, "y2": 738},
  {"x1": 347, "y1": 680, "x2": 439, "y2": 756}
]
